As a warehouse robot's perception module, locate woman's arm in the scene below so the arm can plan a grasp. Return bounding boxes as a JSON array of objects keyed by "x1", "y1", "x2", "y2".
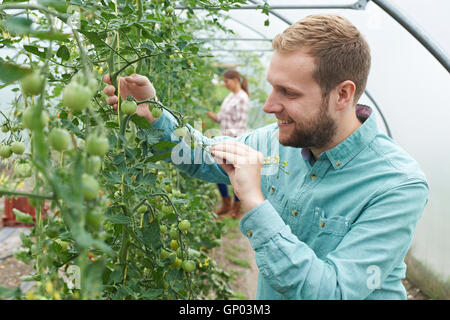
[{"x1": 206, "y1": 111, "x2": 219, "y2": 123}]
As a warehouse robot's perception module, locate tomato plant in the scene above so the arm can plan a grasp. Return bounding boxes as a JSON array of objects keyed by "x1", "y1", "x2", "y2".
[{"x1": 0, "y1": 0, "x2": 260, "y2": 300}]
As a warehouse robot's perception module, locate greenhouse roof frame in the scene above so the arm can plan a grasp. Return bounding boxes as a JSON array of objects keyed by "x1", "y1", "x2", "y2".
[
  {"x1": 180, "y1": 0, "x2": 449, "y2": 73},
  {"x1": 179, "y1": 0, "x2": 450, "y2": 138}
]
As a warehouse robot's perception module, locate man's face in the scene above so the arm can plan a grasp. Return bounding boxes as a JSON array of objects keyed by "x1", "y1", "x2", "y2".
[{"x1": 263, "y1": 50, "x2": 337, "y2": 149}]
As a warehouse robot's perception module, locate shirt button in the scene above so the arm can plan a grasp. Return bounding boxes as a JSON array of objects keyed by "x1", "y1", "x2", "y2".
[
  {"x1": 311, "y1": 174, "x2": 317, "y2": 180},
  {"x1": 292, "y1": 209, "x2": 298, "y2": 216},
  {"x1": 270, "y1": 187, "x2": 275, "y2": 193},
  {"x1": 247, "y1": 230, "x2": 253, "y2": 237},
  {"x1": 320, "y1": 221, "x2": 325, "y2": 228},
  {"x1": 336, "y1": 161, "x2": 341, "y2": 167}
]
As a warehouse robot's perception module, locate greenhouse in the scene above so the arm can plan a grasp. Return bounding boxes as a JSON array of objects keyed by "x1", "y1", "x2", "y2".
[{"x1": 0, "y1": 0, "x2": 448, "y2": 303}]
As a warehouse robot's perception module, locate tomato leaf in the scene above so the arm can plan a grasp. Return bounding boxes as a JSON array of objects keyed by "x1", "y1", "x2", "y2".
[
  {"x1": 107, "y1": 212, "x2": 132, "y2": 225},
  {"x1": 141, "y1": 288, "x2": 163, "y2": 299},
  {"x1": 56, "y1": 45, "x2": 70, "y2": 61},
  {"x1": 136, "y1": 128, "x2": 164, "y2": 145},
  {"x1": 38, "y1": 0, "x2": 68, "y2": 13},
  {"x1": 23, "y1": 45, "x2": 48, "y2": 59},
  {"x1": 130, "y1": 114, "x2": 152, "y2": 129},
  {"x1": 12, "y1": 208, "x2": 34, "y2": 225},
  {"x1": 0, "y1": 60, "x2": 31, "y2": 84},
  {"x1": 103, "y1": 171, "x2": 123, "y2": 185},
  {"x1": 152, "y1": 141, "x2": 177, "y2": 151},
  {"x1": 135, "y1": 173, "x2": 156, "y2": 186},
  {"x1": 78, "y1": 30, "x2": 108, "y2": 48},
  {"x1": 141, "y1": 220, "x2": 162, "y2": 252},
  {"x1": 5, "y1": 16, "x2": 69, "y2": 41},
  {"x1": 4, "y1": 16, "x2": 33, "y2": 34},
  {"x1": 0, "y1": 286, "x2": 21, "y2": 300}
]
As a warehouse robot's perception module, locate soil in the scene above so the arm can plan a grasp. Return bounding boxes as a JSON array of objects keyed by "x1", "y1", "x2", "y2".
[{"x1": 0, "y1": 256, "x2": 33, "y2": 289}]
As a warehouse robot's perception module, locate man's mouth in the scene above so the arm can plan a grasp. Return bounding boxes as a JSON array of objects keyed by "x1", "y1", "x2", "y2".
[{"x1": 277, "y1": 119, "x2": 294, "y2": 126}]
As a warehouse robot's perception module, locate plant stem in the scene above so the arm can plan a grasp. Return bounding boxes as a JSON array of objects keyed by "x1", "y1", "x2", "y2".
[{"x1": 0, "y1": 189, "x2": 54, "y2": 200}]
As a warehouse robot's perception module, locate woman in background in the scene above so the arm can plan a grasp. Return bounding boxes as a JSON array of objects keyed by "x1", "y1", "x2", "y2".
[{"x1": 207, "y1": 69, "x2": 250, "y2": 219}]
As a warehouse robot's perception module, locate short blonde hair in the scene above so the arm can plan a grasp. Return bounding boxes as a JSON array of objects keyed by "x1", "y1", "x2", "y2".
[{"x1": 273, "y1": 14, "x2": 371, "y2": 103}]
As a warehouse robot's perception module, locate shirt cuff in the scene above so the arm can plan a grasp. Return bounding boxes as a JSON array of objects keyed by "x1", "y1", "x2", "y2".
[{"x1": 239, "y1": 200, "x2": 286, "y2": 250}]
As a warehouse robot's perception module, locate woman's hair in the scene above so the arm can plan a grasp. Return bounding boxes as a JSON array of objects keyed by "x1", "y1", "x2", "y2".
[
  {"x1": 272, "y1": 14, "x2": 371, "y2": 103},
  {"x1": 223, "y1": 69, "x2": 250, "y2": 97}
]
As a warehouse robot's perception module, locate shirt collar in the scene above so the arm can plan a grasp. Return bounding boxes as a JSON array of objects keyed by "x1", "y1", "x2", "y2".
[{"x1": 301, "y1": 105, "x2": 379, "y2": 169}]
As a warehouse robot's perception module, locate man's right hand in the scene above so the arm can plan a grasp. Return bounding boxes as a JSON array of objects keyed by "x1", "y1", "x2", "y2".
[{"x1": 103, "y1": 73, "x2": 159, "y2": 124}]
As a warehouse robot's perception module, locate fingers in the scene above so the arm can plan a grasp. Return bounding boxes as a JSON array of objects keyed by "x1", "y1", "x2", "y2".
[
  {"x1": 211, "y1": 141, "x2": 264, "y2": 165},
  {"x1": 106, "y1": 95, "x2": 118, "y2": 106},
  {"x1": 124, "y1": 73, "x2": 150, "y2": 87},
  {"x1": 211, "y1": 150, "x2": 247, "y2": 169},
  {"x1": 104, "y1": 84, "x2": 116, "y2": 96},
  {"x1": 103, "y1": 74, "x2": 112, "y2": 85},
  {"x1": 211, "y1": 141, "x2": 254, "y2": 157},
  {"x1": 135, "y1": 103, "x2": 150, "y2": 118}
]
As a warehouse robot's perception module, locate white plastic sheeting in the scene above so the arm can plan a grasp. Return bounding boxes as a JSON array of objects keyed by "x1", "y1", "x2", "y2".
[{"x1": 202, "y1": 0, "x2": 450, "y2": 293}]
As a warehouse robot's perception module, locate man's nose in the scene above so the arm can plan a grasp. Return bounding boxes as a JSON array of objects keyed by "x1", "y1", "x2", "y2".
[{"x1": 263, "y1": 91, "x2": 283, "y2": 114}]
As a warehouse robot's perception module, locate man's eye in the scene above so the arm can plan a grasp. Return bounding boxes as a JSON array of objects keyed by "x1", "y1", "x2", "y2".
[{"x1": 284, "y1": 90, "x2": 297, "y2": 98}]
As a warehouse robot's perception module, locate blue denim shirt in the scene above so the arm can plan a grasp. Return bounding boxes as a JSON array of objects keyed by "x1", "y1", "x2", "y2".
[{"x1": 152, "y1": 108, "x2": 429, "y2": 300}]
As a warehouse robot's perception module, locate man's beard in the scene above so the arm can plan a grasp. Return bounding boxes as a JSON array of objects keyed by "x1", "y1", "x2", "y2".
[{"x1": 279, "y1": 95, "x2": 337, "y2": 149}]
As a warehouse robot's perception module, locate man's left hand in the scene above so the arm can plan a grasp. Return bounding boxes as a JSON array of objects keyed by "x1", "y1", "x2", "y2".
[{"x1": 210, "y1": 141, "x2": 265, "y2": 213}]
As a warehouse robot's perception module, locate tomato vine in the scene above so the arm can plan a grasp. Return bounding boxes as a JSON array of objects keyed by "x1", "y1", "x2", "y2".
[{"x1": 0, "y1": 0, "x2": 257, "y2": 300}]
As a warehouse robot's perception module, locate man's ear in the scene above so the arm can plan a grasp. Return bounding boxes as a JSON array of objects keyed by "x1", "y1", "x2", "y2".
[{"x1": 335, "y1": 80, "x2": 356, "y2": 111}]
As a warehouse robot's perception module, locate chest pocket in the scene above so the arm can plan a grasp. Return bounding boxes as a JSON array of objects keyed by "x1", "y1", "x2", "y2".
[{"x1": 308, "y1": 208, "x2": 351, "y2": 259}]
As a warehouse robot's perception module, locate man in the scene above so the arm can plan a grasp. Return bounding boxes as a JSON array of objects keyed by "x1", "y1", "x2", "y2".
[{"x1": 104, "y1": 14, "x2": 428, "y2": 299}]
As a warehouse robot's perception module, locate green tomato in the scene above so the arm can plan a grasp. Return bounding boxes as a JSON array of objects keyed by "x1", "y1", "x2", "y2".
[
  {"x1": 173, "y1": 127, "x2": 188, "y2": 138},
  {"x1": 151, "y1": 107, "x2": 162, "y2": 118},
  {"x1": 14, "y1": 162, "x2": 33, "y2": 178},
  {"x1": 87, "y1": 78, "x2": 99, "y2": 96},
  {"x1": 22, "y1": 107, "x2": 49, "y2": 130},
  {"x1": 174, "y1": 247, "x2": 181, "y2": 259},
  {"x1": 169, "y1": 239, "x2": 179, "y2": 251},
  {"x1": 160, "y1": 248, "x2": 171, "y2": 260},
  {"x1": 63, "y1": 82, "x2": 92, "y2": 112},
  {"x1": 178, "y1": 219, "x2": 191, "y2": 232},
  {"x1": 121, "y1": 100, "x2": 137, "y2": 115},
  {"x1": 0, "y1": 145, "x2": 12, "y2": 158},
  {"x1": 86, "y1": 134, "x2": 109, "y2": 156},
  {"x1": 49, "y1": 128, "x2": 71, "y2": 151},
  {"x1": 164, "y1": 16, "x2": 172, "y2": 25},
  {"x1": 169, "y1": 227, "x2": 179, "y2": 240},
  {"x1": 10, "y1": 141, "x2": 26, "y2": 155},
  {"x1": 161, "y1": 204, "x2": 172, "y2": 215},
  {"x1": 21, "y1": 72, "x2": 44, "y2": 96},
  {"x1": 166, "y1": 6, "x2": 174, "y2": 14},
  {"x1": 168, "y1": 252, "x2": 177, "y2": 264},
  {"x1": 160, "y1": 225, "x2": 167, "y2": 233},
  {"x1": 171, "y1": 257, "x2": 182, "y2": 269},
  {"x1": 182, "y1": 260, "x2": 196, "y2": 273},
  {"x1": 86, "y1": 209, "x2": 103, "y2": 229},
  {"x1": 137, "y1": 205, "x2": 147, "y2": 214},
  {"x1": 1, "y1": 125, "x2": 9, "y2": 133},
  {"x1": 82, "y1": 173, "x2": 99, "y2": 201}
]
